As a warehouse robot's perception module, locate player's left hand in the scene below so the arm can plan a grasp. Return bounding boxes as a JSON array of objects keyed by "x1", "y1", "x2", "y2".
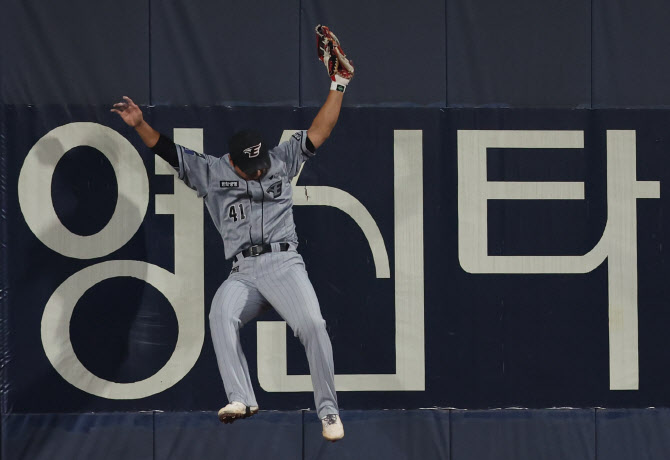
[{"x1": 316, "y1": 25, "x2": 354, "y2": 88}]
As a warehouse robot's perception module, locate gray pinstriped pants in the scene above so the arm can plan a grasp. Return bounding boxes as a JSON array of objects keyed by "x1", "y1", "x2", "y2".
[{"x1": 208, "y1": 244, "x2": 339, "y2": 419}]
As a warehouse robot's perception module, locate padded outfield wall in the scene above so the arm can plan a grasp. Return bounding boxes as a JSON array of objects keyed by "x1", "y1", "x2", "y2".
[{"x1": 3, "y1": 1, "x2": 670, "y2": 459}]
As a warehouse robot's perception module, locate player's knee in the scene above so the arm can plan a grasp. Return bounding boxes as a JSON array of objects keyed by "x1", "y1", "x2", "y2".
[
  {"x1": 208, "y1": 307, "x2": 241, "y2": 330},
  {"x1": 208, "y1": 305, "x2": 221, "y2": 322},
  {"x1": 295, "y1": 315, "x2": 327, "y2": 343}
]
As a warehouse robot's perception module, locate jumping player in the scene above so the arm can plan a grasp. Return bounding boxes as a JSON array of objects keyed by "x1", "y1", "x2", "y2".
[{"x1": 111, "y1": 25, "x2": 353, "y2": 442}]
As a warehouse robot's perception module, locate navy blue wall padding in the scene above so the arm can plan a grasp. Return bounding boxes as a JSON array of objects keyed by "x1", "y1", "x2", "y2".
[
  {"x1": 299, "y1": 0, "x2": 447, "y2": 107},
  {"x1": 446, "y1": 0, "x2": 591, "y2": 108},
  {"x1": 592, "y1": 1, "x2": 670, "y2": 108},
  {"x1": 596, "y1": 408, "x2": 670, "y2": 460},
  {"x1": 9, "y1": 409, "x2": 670, "y2": 459},
  {"x1": 150, "y1": 1, "x2": 300, "y2": 106},
  {"x1": 302, "y1": 410, "x2": 450, "y2": 460},
  {"x1": 5, "y1": 0, "x2": 670, "y2": 107},
  {"x1": 1, "y1": 410, "x2": 449, "y2": 460},
  {"x1": 0, "y1": 0, "x2": 150, "y2": 105},
  {"x1": 153, "y1": 411, "x2": 303, "y2": 460},
  {"x1": 450, "y1": 409, "x2": 596, "y2": 460},
  {"x1": 2, "y1": 413, "x2": 154, "y2": 460}
]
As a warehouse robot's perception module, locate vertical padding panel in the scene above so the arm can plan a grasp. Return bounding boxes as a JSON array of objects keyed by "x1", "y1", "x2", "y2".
[
  {"x1": 451, "y1": 409, "x2": 595, "y2": 460},
  {"x1": 597, "y1": 409, "x2": 670, "y2": 460},
  {"x1": 592, "y1": 1, "x2": 670, "y2": 107},
  {"x1": 154, "y1": 411, "x2": 303, "y2": 460},
  {"x1": 303, "y1": 410, "x2": 450, "y2": 459},
  {"x1": 150, "y1": 1, "x2": 299, "y2": 106},
  {"x1": 1, "y1": 413, "x2": 154, "y2": 460},
  {"x1": 447, "y1": 0, "x2": 591, "y2": 108},
  {"x1": 300, "y1": 1, "x2": 446, "y2": 107},
  {"x1": 0, "y1": 0, "x2": 150, "y2": 105}
]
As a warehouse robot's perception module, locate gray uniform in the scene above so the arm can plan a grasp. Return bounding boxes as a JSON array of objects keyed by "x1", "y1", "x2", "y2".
[{"x1": 175, "y1": 131, "x2": 338, "y2": 419}]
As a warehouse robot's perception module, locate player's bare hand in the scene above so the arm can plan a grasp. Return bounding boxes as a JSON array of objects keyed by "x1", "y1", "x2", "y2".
[{"x1": 110, "y1": 96, "x2": 143, "y2": 128}]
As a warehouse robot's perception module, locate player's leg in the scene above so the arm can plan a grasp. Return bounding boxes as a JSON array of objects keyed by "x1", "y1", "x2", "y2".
[
  {"x1": 209, "y1": 274, "x2": 269, "y2": 416},
  {"x1": 256, "y1": 251, "x2": 339, "y2": 420}
]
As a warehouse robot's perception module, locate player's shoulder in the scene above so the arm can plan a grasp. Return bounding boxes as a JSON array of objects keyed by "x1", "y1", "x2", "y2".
[
  {"x1": 268, "y1": 131, "x2": 306, "y2": 149},
  {"x1": 213, "y1": 153, "x2": 238, "y2": 173},
  {"x1": 179, "y1": 145, "x2": 224, "y2": 163},
  {"x1": 268, "y1": 150, "x2": 289, "y2": 171}
]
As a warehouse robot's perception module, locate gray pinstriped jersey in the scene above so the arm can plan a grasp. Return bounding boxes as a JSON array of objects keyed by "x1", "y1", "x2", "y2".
[{"x1": 175, "y1": 130, "x2": 313, "y2": 260}]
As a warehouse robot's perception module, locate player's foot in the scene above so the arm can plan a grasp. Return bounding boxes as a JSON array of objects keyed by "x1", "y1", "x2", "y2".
[
  {"x1": 217, "y1": 401, "x2": 259, "y2": 424},
  {"x1": 321, "y1": 414, "x2": 344, "y2": 441}
]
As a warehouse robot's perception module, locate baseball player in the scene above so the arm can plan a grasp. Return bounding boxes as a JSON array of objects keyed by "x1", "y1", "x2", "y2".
[{"x1": 111, "y1": 25, "x2": 353, "y2": 442}]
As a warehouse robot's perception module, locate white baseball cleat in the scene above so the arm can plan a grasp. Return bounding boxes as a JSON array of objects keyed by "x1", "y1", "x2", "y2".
[
  {"x1": 321, "y1": 414, "x2": 344, "y2": 441},
  {"x1": 217, "y1": 401, "x2": 259, "y2": 424}
]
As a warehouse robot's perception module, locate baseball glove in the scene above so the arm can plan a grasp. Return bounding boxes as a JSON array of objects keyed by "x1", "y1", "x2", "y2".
[{"x1": 316, "y1": 25, "x2": 354, "y2": 90}]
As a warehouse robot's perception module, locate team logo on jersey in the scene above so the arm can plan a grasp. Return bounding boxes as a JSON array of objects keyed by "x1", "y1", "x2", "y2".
[
  {"x1": 230, "y1": 266, "x2": 240, "y2": 274},
  {"x1": 183, "y1": 147, "x2": 205, "y2": 159},
  {"x1": 243, "y1": 142, "x2": 262, "y2": 158},
  {"x1": 220, "y1": 181, "x2": 239, "y2": 188},
  {"x1": 292, "y1": 132, "x2": 302, "y2": 142},
  {"x1": 266, "y1": 180, "x2": 283, "y2": 198}
]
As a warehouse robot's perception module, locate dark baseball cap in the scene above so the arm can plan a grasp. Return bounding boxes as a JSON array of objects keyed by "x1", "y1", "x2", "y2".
[{"x1": 228, "y1": 130, "x2": 271, "y2": 175}]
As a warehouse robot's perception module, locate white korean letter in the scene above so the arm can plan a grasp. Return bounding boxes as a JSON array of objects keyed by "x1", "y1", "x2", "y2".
[{"x1": 457, "y1": 130, "x2": 660, "y2": 390}]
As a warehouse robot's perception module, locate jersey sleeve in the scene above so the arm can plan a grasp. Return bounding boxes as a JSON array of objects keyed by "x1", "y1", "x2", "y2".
[
  {"x1": 272, "y1": 130, "x2": 315, "y2": 180},
  {"x1": 175, "y1": 144, "x2": 214, "y2": 197}
]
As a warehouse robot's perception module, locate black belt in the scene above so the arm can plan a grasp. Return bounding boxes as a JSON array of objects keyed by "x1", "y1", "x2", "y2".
[{"x1": 234, "y1": 243, "x2": 290, "y2": 262}]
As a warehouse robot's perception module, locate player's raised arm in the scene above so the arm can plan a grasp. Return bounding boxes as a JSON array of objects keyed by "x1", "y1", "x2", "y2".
[
  {"x1": 307, "y1": 25, "x2": 354, "y2": 150},
  {"x1": 111, "y1": 96, "x2": 159, "y2": 147},
  {"x1": 307, "y1": 89, "x2": 344, "y2": 150},
  {"x1": 111, "y1": 96, "x2": 178, "y2": 167}
]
